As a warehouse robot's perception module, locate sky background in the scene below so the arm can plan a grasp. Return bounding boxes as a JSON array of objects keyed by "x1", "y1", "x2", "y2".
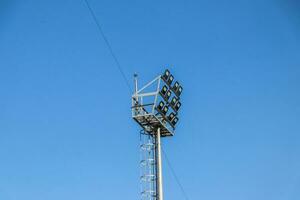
[{"x1": 0, "y1": 0, "x2": 300, "y2": 200}]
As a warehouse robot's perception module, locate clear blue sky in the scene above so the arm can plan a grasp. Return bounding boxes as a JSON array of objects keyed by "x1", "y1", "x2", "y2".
[{"x1": 0, "y1": 0, "x2": 300, "y2": 199}]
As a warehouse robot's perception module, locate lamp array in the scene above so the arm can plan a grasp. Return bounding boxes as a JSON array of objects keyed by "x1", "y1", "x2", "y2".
[{"x1": 156, "y1": 69, "x2": 183, "y2": 128}]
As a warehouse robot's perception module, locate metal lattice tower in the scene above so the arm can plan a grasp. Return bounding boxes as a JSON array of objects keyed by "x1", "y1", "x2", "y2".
[{"x1": 132, "y1": 70, "x2": 183, "y2": 200}]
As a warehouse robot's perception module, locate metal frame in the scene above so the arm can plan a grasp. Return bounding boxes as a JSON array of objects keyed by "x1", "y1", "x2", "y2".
[{"x1": 132, "y1": 75, "x2": 175, "y2": 137}]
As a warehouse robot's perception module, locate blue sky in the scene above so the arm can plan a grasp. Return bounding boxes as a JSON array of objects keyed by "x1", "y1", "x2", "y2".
[{"x1": 0, "y1": 0, "x2": 300, "y2": 199}]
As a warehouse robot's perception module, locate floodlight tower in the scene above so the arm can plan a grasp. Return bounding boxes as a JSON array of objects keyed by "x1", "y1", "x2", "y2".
[{"x1": 132, "y1": 69, "x2": 183, "y2": 200}]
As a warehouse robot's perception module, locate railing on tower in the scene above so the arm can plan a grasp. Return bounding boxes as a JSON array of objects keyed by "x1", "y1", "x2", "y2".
[{"x1": 140, "y1": 130, "x2": 157, "y2": 200}]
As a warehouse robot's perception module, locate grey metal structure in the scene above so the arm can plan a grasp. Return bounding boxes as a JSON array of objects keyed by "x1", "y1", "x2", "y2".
[
  {"x1": 132, "y1": 70, "x2": 183, "y2": 200},
  {"x1": 139, "y1": 131, "x2": 156, "y2": 200}
]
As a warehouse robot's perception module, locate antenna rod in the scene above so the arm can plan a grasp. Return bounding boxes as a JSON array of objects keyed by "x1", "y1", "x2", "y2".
[
  {"x1": 134, "y1": 73, "x2": 138, "y2": 95},
  {"x1": 133, "y1": 73, "x2": 139, "y2": 108}
]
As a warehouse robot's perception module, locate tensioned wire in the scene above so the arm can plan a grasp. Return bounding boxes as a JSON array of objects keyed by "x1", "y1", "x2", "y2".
[
  {"x1": 83, "y1": 0, "x2": 132, "y2": 93},
  {"x1": 82, "y1": 1, "x2": 190, "y2": 199}
]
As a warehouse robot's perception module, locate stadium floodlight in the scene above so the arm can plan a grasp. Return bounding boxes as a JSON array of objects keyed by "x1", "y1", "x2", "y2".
[
  {"x1": 171, "y1": 117, "x2": 179, "y2": 126},
  {"x1": 172, "y1": 81, "x2": 183, "y2": 97},
  {"x1": 173, "y1": 81, "x2": 179, "y2": 91},
  {"x1": 160, "y1": 85, "x2": 168, "y2": 96},
  {"x1": 169, "y1": 96, "x2": 181, "y2": 113},
  {"x1": 162, "y1": 106, "x2": 168, "y2": 115},
  {"x1": 160, "y1": 85, "x2": 172, "y2": 102},
  {"x1": 167, "y1": 75, "x2": 174, "y2": 85},
  {"x1": 174, "y1": 101, "x2": 181, "y2": 112},
  {"x1": 162, "y1": 69, "x2": 170, "y2": 82},
  {"x1": 157, "y1": 101, "x2": 165, "y2": 111},
  {"x1": 156, "y1": 102, "x2": 169, "y2": 118},
  {"x1": 132, "y1": 69, "x2": 183, "y2": 200},
  {"x1": 177, "y1": 86, "x2": 183, "y2": 96},
  {"x1": 162, "y1": 69, "x2": 174, "y2": 86},
  {"x1": 167, "y1": 112, "x2": 176, "y2": 122},
  {"x1": 170, "y1": 96, "x2": 178, "y2": 110},
  {"x1": 165, "y1": 90, "x2": 171, "y2": 101}
]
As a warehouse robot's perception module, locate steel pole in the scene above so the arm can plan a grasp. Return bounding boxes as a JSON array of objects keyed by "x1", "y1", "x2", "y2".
[{"x1": 156, "y1": 128, "x2": 163, "y2": 200}]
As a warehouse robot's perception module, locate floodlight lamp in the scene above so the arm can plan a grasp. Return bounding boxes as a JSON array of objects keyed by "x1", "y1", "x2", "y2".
[
  {"x1": 173, "y1": 81, "x2": 179, "y2": 91},
  {"x1": 160, "y1": 85, "x2": 168, "y2": 95},
  {"x1": 172, "y1": 81, "x2": 183, "y2": 97},
  {"x1": 170, "y1": 96, "x2": 178, "y2": 107},
  {"x1": 177, "y1": 86, "x2": 183, "y2": 96},
  {"x1": 160, "y1": 85, "x2": 172, "y2": 102},
  {"x1": 167, "y1": 75, "x2": 174, "y2": 85},
  {"x1": 162, "y1": 106, "x2": 168, "y2": 115},
  {"x1": 157, "y1": 101, "x2": 164, "y2": 111},
  {"x1": 166, "y1": 90, "x2": 171, "y2": 100},
  {"x1": 168, "y1": 112, "x2": 176, "y2": 122},
  {"x1": 162, "y1": 69, "x2": 170, "y2": 81},
  {"x1": 171, "y1": 117, "x2": 179, "y2": 126},
  {"x1": 175, "y1": 101, "x2": 181, "y2": 112}
]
